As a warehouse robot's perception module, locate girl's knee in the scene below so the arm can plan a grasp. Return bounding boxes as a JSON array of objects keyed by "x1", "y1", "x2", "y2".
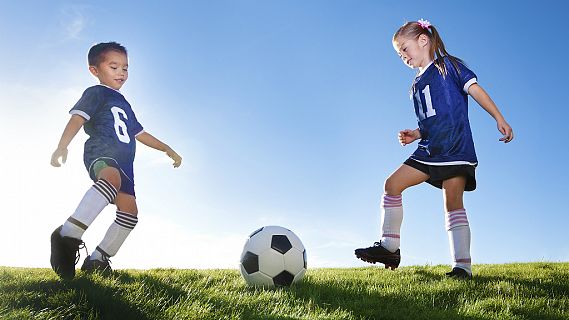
[
  {"x1": 384, "y1": 177, "x2": 403, "y2": 195},
  {"x1": 444, "y1": 198, "x2": 464, "y2": 213}
]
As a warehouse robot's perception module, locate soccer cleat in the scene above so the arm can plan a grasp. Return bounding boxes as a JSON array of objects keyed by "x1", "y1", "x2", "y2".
[
  {"x1": 50, "y1": 225, "x2": 85, "y2": 280},
  {"x1": 445, "y1": 267, "x2": 472, "y2": 279},
  {"x1": 81, "y1": 255, "x2": 112, "y2": 275},
  {"x1": 354, "y1": 242, "x2": 401, "y2": 270}
]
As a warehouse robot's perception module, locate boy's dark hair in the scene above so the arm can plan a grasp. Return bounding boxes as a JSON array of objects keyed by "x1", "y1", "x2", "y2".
[{"x1": 88, "y1": 42, "x2": 127, "y2": 66}]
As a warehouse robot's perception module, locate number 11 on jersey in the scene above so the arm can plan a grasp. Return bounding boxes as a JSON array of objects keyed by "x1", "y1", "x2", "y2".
[{"x1": 415, "y1": 85, "x2": 436, "y2": 121}]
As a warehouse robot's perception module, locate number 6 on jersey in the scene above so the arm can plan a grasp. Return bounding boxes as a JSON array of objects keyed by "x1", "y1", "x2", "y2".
[{"x1": 111, "y1": 106, "x2": 130, "y2": 143}]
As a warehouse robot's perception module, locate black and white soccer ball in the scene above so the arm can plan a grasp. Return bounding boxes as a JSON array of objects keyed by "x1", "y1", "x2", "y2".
[{"x1": 239, "y1": 226, "x2": 307, "y2": 287}]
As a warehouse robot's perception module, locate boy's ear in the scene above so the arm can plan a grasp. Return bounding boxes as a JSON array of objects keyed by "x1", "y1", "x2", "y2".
[{"x1": 88, "y1": 65, "x2": 98, "y2": 77}]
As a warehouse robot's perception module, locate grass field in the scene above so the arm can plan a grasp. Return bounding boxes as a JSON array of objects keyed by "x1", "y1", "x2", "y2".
[{"x1": 1, "y1": 262, "x2": 568, "y2": 319}]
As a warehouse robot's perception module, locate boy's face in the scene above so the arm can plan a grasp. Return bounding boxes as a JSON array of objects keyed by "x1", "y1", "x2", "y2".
[{"x1": 89, "y1": 50, "x2": 128, "y2": 90}]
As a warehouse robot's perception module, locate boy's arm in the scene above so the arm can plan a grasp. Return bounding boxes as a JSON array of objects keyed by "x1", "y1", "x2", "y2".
[
  {"x1": 468, "y1": 83, "x2": 514, "y2": 143},
  {"x1": 51, "y1": 114, "x2": 86, "y2": 167},
  {"x1": 136, "y1": 132, "x2": 182, "y2": 168}
]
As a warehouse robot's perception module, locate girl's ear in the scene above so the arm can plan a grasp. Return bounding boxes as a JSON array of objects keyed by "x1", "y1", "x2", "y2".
[{"x1": 418, "y1": 34, "x2": 429, "y2": 48}]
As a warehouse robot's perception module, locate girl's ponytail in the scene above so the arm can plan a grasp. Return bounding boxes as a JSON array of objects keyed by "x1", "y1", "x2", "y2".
[{"x1": 429, "y1": 25, "x2": 463, "y2": 77}]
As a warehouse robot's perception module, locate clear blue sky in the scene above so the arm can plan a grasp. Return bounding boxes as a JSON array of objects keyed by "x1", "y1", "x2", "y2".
[{"x1": 1, "y1": 1, "x2": 567, "y2": 270}]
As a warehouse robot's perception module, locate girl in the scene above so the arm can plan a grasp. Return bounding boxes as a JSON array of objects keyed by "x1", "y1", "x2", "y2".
[{"x1": 355, "y1": 19, "x2": 513, "y2": 278}]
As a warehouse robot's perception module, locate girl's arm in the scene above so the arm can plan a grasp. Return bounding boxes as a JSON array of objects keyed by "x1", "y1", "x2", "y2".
[
  {"x1": 468, "y1": 83, "x2": 514, "y2": 143},
  {"x1": 136, "y1": 132, "x2": 182, "y2": 167},
  {"x1": 398, "y1": 128, "x2": 421, "y2": 146},
  {"x1": 51, "y1": 114, "x2": 86, "y2": 167}
]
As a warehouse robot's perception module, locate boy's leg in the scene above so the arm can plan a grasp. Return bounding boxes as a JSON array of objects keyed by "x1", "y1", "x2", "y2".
[
  {"x1": 83, "y1": 192, "x2": 138, "y2": 272},
  {"x1": 60, "y1": 166, "x2": 120, "y2": 239},
  {"x1": 51, "y1": 165, "x2": 120, "y2": 279},
  {"x1": 355, "y1": 164, "x2": 429, "y2": 268},
  {"x1": 442, "y1": 176, "x2": 472, "y2": 277}
]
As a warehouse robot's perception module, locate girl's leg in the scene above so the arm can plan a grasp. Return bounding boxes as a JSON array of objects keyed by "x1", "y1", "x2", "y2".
[
  {"x1": 384, "y1": 164, "x2": 430, "y2": 195},
  {"x1": 442, "y1": 176, "x2": 472, "y2": 275},
  {"x1": 442, "y1": 175, "x2": 466, "y2": 213},
  {"x1": 89, "y1": 192, "x2": 138, "y2": 263},
  {"x1": 380, "y1": 164, "x2": 429, "y2": 251},
  {"x1": 355, "y1": 164, "x2": 429, "y2": 267},
  {"x1": 60, "y1": 166, "x2": 120, "y2": 239}
]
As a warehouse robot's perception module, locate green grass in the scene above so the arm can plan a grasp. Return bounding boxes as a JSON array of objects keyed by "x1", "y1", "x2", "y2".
[{"x1": 1, "y1": 263, "x2": 568, "y2": 319}]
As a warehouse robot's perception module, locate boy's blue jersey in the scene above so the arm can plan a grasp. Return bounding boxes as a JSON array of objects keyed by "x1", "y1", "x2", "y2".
[
  {"x1": 70, "y1": 85, "x2": 144, "y2": 182},
  {"x1": 410, "y1": 56, "x2": 478, "y2": 165}
]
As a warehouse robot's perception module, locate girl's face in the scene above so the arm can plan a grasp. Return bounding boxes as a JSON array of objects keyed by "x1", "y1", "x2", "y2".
[
  {"x1": 393, "y1": 34, "x2": 431, "y2": 69},
  {"x1": 89, "y1": 50, "x2": 129, "y2": 90}
]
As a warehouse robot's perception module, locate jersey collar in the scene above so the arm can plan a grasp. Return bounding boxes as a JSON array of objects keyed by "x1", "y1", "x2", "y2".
[
  {"x1": 97, "y1": 84, "x2": 123, "y2": 95},
  {"x1": 417, "y1": 60, "x2": 434, "y2": 77}
]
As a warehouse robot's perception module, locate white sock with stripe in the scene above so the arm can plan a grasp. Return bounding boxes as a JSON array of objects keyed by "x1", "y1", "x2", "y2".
[
  {"x1": 380, "y1": 194, "x2": 403, "y2": 252},
  {"x1": 446, "y1": 208, "x2": 472, "y2": 275},
  {"x1": 60, "y1": 179, "x2": 117, "y2": 239},
  {"x1": 91, "y1": 211, "x2": 138, "y2": 261}
]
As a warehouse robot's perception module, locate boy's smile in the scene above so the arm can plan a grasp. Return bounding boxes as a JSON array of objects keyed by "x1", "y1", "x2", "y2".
[{"x1": 89, "y1": 50, "x2": 129, "y2": 90}]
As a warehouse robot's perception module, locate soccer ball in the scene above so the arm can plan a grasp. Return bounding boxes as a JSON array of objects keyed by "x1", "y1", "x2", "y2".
[{"x1": 239, "y1": 226, "x2": 307, "y2": 287}]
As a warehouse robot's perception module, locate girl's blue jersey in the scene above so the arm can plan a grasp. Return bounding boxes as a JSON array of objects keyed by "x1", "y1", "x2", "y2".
[
  {"x1": 70, "y1": 85, "x2": 144, "y2": 180},
  {"x1": 410, "y1": 56, "x2": 478, "y2": 165}
]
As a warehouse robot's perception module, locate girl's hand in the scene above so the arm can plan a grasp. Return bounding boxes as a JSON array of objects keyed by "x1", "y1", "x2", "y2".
[
  {"x1": 398, "y1": 129, "x2": 421, "y2": 146},
  {"x1": 497, "y1": 120, "x2": 514, "y2": 143},
  {"x1": 51, "y1": 147, "x2": 68, "y2": 167},
  {"x1": 166, "y1": 148, "x2": 182, "y2": 168}
]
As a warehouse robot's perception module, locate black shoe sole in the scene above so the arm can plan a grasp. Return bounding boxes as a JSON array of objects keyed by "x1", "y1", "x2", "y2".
[
  {"x1": 81, "y1": 256, "x2": 112, "y2": 275},
  {"x1": 355, "y1": 250, "x2": 400, "y2": 270},
  {"x1": 445, "y1": 268, "x2": 472, "y2": 279}
]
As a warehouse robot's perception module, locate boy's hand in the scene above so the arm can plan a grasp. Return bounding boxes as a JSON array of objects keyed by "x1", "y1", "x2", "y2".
[
  {"x1": 51, "y1": 147, "x2": 68, "y2": 167},
  {"x1": 398, "y1": 129, "x2": 421, "y2": 146},
  {"x1": 497, "y1": 120, "x2": 514, "y2": 143},
  {"x1": 166, "y1": 148, "x2": 182, "y2": 168}
]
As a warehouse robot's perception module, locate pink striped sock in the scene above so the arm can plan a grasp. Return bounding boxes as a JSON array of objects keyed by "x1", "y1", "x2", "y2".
[
  {"x1": 380, "y1": 194, "x2": 403, "y2": 252},
  {"x1": 446, "y1": 208, "x2": 472, "y2": 274}
]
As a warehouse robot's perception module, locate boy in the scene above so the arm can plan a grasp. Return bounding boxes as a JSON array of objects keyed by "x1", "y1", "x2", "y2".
[{"x1": 50, "y1": 42, "x2": 182, "y2": 279}]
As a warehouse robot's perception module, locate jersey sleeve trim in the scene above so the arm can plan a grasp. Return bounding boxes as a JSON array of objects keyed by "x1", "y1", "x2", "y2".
[
  {"x1": 69, "y1": 109, "x2": 91, "y2": 121},
  {"x1": 463, "y1": 78, "x2": 477, "y2": 94},
  {"x1": 134, "y1": 129, "x2": 145, "y2": 137}
]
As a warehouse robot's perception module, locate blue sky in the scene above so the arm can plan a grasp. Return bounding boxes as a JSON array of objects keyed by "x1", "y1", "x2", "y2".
[{"x1": 1, "y1": 1, "x2": 567, "y2": 270}]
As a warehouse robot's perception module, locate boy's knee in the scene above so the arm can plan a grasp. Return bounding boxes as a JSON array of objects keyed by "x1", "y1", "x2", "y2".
[
  {"x1": 97, "y1": 166, "x2": 122, "y2": 190},
  {"x1": 115, "y1": 193, "x2": 138, "y2": 215}
]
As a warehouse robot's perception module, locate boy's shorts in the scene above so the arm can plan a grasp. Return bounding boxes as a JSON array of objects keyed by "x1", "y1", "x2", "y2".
[
  {"x1": 86, "y1": 157, "x2": 136, "y2": 196},
  {"x1": 404, "y1": 158, "x2": 477, "y2": 191}
]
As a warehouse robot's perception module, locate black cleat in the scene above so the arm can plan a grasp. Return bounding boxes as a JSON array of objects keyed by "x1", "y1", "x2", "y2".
[
  {"x1": 355, "y1": 242, "x2": 401, "y2": 270},
  {"x1": 445, "y1": 267, "x2": 472, "y2": 279},
  {"x1": 50, "y1": 226, "x2": 85, "y2": 280},
  {"x1": 81, "y1": 255, "x2": 112, "y2": 275}
]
